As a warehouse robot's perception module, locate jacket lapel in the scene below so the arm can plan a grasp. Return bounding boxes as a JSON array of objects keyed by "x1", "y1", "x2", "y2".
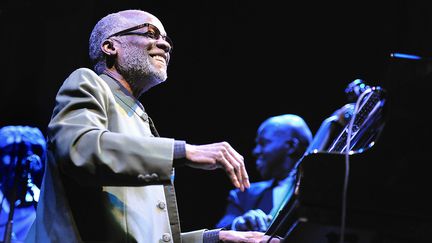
[{"x1": 100, "y1": 74, "x2": 159, "y2": 137}]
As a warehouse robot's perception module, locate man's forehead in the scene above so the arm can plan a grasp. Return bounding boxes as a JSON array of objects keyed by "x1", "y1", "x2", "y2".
[{"x1": 122, "y1": 12, "x2": 166, "y2": 33}]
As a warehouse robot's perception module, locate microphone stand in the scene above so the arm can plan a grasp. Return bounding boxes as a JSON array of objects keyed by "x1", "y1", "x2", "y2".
[
  {"x1": 3, "y1": 187, "x2": 17, "y2": 243},
  {"x1": 2, "y1": 145, "x2": 30, "y2": 243}
]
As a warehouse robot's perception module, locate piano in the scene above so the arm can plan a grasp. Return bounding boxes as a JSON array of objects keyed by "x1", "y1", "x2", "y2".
[{"x1": 265, "y1": 59, "x2": 432, "y2": 242}]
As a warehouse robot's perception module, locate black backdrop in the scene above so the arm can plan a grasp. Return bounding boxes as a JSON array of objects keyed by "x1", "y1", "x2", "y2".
[{"x1": 1, "y1": 0, "x2": 432, "y2": 235}]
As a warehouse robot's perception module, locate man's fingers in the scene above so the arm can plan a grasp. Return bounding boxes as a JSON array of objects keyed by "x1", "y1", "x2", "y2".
[
  {"x1": 255, "y1": 209, "x2": 270, "y2": 231},
  {"x1": 185, "y1": 142, "x2": 249, "y2": 191},
  {"x1": 240, "y1": 162, "x2": 250, "y2": 189},
  {"x1": 224, "y1": 149, "x2": 243, "y2": 191},
  {"x1": 241, "y1": 210, "x2": 265, "y2": 232},
  {"x1": 234, "y1": 216, "x2": 248, "y2": 231},
  {"x1": 231, "y1": 160, "x2": 244, "y2": 192},
  {"x1": 257, "y1": 218, "x2": 267, "y2": 232},
  {"x1": 217, "y1": 143, "x2": 244, "y2": 191},
  {"x1": 219, "y1": 156, "x2": 241, "y2": 189},
  {"x1": 224, "y1": 143, "x2": 250, "y2": 190},
  {"x1": 231, "y1": 152, "x2": 249, "y2": 191},
  {"x1": 243, "y1": 213, "x2": 258, "y2": 231}
]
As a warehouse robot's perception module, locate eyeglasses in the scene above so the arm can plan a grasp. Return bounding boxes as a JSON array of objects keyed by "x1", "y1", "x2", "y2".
[{"x1": 107, "y1": 23, "x2": 173, "y2": 52}]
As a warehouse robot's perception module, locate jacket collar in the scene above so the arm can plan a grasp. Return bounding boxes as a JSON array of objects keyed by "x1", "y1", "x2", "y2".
[{"x1": 99, "y1": 73, "x2": 149, "y2": 122}]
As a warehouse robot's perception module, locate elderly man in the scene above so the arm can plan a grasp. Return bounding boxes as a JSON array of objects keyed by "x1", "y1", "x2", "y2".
[{"x1": 25, "y1": 9, "x2": 277, "y2": 243}]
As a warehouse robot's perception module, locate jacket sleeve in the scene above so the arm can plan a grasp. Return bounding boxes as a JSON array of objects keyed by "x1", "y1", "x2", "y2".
[
  {"x1": 48, "y1": 68, "x2": 174, "y2": 186},
  {"x1": 181, "y1": 229, "x2": 206, "y2": 243}
]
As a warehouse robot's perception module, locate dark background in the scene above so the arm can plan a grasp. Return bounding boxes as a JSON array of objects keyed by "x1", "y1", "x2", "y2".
[{"x1": 1, "y1": 0, "x2": 432, "y2": 239}]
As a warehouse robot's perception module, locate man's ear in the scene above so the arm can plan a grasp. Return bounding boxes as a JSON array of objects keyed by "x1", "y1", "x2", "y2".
[
  {"x1": 285, "y1": 138, "x2": 299, "y2": 155},
  {"x1": 101, "y1": 39, "x2": 117, "y2": 56}
]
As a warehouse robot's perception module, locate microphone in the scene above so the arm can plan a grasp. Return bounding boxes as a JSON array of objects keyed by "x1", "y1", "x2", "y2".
[{"x1": 23, "y1": 154, "x2": 42, "y2": 174}]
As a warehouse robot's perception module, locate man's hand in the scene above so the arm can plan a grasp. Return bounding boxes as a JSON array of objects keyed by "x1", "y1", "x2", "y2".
[
  {"x1": 232, "y1": 209, "x2": 272, "y2": 232},
  {"x1": 219, "y1": 230, "x2": 281, "y2": 243},
  {"x1": 185, "y1": 142, "x2": 250, "y2": 191}
]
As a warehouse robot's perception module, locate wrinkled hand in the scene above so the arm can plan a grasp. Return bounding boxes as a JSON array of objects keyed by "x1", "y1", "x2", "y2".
[
  {"x1": 219, "y1": 230, "x2": 281, "y2": 243},
  {"x1": 185, "y1": 142, "x2": 250, "y2": 191},
  {"x1": 232, "y1": 209, "x2": 272, "y2": 232}
]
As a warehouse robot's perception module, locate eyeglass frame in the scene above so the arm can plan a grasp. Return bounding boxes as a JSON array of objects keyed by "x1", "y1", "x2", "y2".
[{"x1": 107, "y1": 23, "x2": 173, "y2": 52}]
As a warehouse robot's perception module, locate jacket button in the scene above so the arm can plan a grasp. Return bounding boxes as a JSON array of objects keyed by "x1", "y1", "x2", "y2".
[
  {"x1": 162, "y1": 233, "x2": 171, "y2": 242},
  {"x1": 150, "y1": 173, "x2": 159, "y2": 181},
  {"x1": 137, "y1": 174, "x2": 152, "y2": 182},
  {"x1": 157, "y1": 201, "x2": 166, "y2": 210}
]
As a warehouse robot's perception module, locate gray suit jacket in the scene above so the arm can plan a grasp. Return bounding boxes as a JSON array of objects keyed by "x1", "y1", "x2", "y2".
[{"x1": 25, "y1": 68, "x2": 204, "y2": 243}]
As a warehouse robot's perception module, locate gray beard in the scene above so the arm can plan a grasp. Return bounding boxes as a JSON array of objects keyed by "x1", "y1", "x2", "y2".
[{"x1": 116, "y1": 44, "x2": 167, "y2": 95}]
